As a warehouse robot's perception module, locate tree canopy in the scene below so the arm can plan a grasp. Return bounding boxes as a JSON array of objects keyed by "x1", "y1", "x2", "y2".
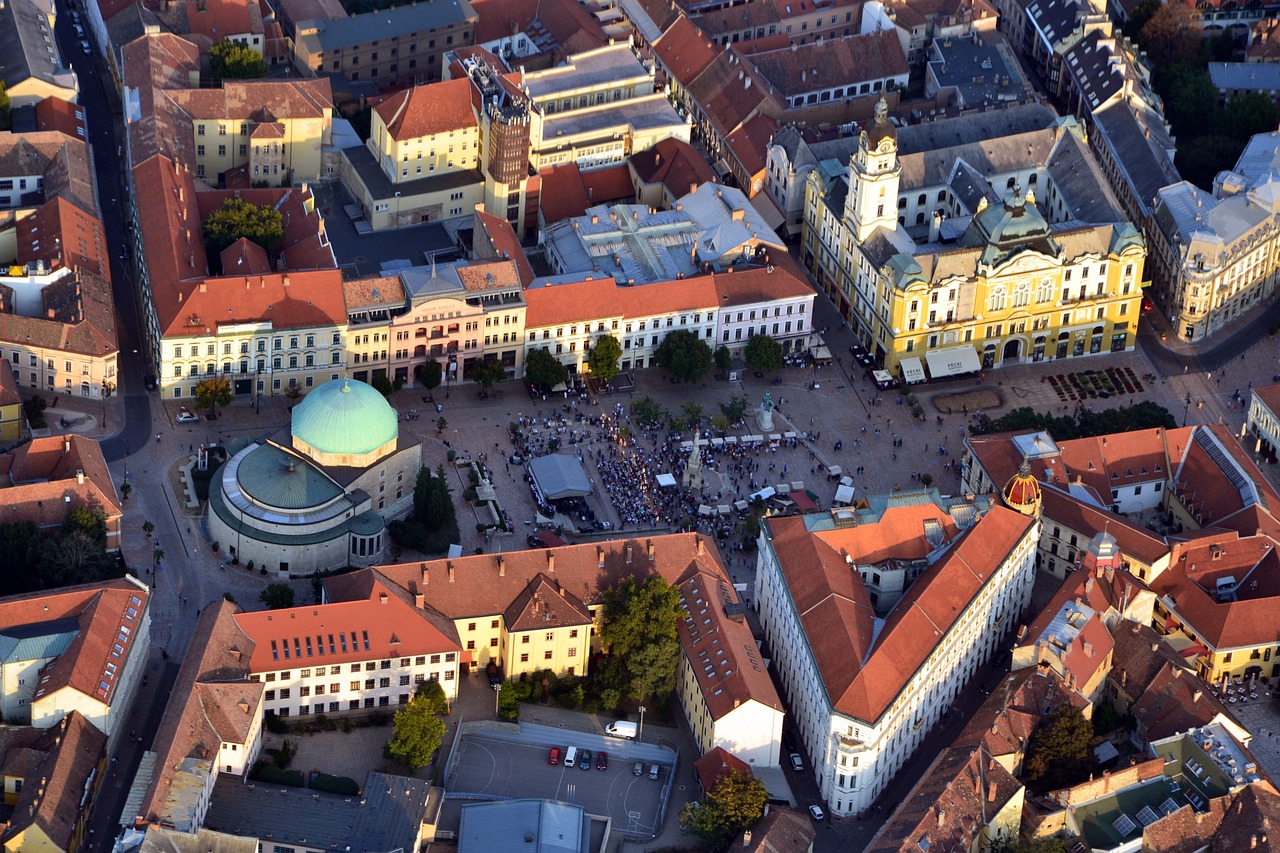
[
  {"x1": 970, "y1": 402, "x2": 1175, "y2": 440},
  {"x1": 632, "y1": 396, "x2": 667, "y2": 427},
  {"x1": 418, "y1": 359, "x2": 442, "y2": 391},
  {"x1": 210, "y1": 39, "x2": 268, "y2": 80},
  {"x1": 714, "y1": 345, "x2": 732, "y2": 371},
  {"x1": 599, "y1": 575, "x2": 683, "y2": 701},
  {"x1": 679, "y1": 770, "x2": 768, "y2": 849},
  {"x1": 390, "y1": 465, "x2": 460, "y2": 554},
  {"x1": 654, "y1": 330, "x2": 714, "y2": 383},
  {"x1": 525, "y1": 347, "x2": 568, "y2": 390},
  {"x1": 415, "y1": 678, "x2": 450, "y2": 714},
  {"x1": 587, "y1": 335, "x2": 622, "y2": 383},
  {"x1": 1025, "y1": 705, "x2": 1094, "y2": 791},
  {"x1": 259, "y1": 582, "x2": 295, "y2": 610},
  {"x1": 0, "y1": 82, "x2": 9, "y2": 131},
  {"x1": 194, "y1": 376, "x2": 234, "y2": 416},
  {"x1": 744, "y1": 335, "x2": 783, "y2": 372},
  {"x1": 0, "y1": 508, "x2": 118, "y2": 595},
  {"x1": 718, "y1": 395, "x2": 749, "y2": 426},
  {"x1": 470, "y1": 358, "x2": 507, "y2": 390},
  {"x1": 203, "y1": 197, "x2": 285, "y2": 258},
  {"x1": 385, "y1": 692, "x2": 447, "y2": 771}
]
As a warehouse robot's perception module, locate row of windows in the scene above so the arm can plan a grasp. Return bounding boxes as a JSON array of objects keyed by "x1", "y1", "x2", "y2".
[
  {"x1": 172, "y1": 334, "x2": 336, "y2": 358},
  {"x1": 257, "y1": 653, "x2": 458, "y2": 676}
]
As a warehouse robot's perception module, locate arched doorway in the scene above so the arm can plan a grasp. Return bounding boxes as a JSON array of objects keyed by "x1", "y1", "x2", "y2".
[{"x1": 1002, "y1": 339, "x2": 1022, "y2": 364}]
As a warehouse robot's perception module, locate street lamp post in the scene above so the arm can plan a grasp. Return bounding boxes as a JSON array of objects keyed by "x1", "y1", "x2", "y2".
[
  {"x1": 1184, "y1": 393, "x2": 1192, "y2": 427},
  {"x1": 100, "y1": 378, "x2": 114, "y2": 428},
  {"x1": 637, "y1": 704, "x2": 646, "y2": 743},
  {"x1": 256, "y1": 367, "x2": 264, "y2": 415},
  {"x1": 447, "y1": 353, "x2": 456, "y2": 399},
  {"x1": 492, "y1": 682, "x2": 502, "y2": 717}
]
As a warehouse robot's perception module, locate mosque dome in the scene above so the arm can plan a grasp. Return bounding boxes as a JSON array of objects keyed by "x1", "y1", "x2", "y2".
[
  {"x1": 291, "y1": 378, "x2": 398, "y2": 467},
  {"x1": 1002, "y1": 457, "x2": 1041, "y2": 517}
]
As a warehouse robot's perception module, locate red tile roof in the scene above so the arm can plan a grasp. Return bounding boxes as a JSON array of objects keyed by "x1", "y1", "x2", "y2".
[
  {"x1": 472, "y1": 208, "x2": 535, "y2": 286},
  {"x1": 580, "y1": 165, "x2": 636, "y2": 208},
  {"x1": 687, "y1": 50, "x2": 786, "y2": 142},
  {"x1": 725, "y1": 806, "x2": 815, "y2": 852},
  {"x1": 676, "y1": 567, "x2": 782, "y2": 721},
  {"x1": 726, "y1": 112, "x2": 778, "y2": 177},
  {"x1": 525, "y1": 276, "x2": 720, "y2": 328},
  {"x1": 470, "y1": 0, "x2": 539, "y2": 43},
  {"x1": 183, "y1": 0, "x2": 263, "y2": 40},
  {"x1": 0, "y1": 435, "x2": 122, "y2": 534},
  {"x1": 235, "y1": 574, "x2": 460, "y2": 673},
  {"x1": 220, "y1": 237, "x2": 273, "y2": 275},
  {"x1": 653, "y1": 14, "x2": 720, "y2": 88},
  {"x1": 164, "y1": 78, "x2": 331, "y2": 122},
  {"x1": 3, "y1": 712, "x2": 107, "y2": 851},
  {"x1": 0, "y1": 579, "x2": 149, "y2": 712},
  {"x1": 18, "y1": 197, "x2": 112, "y2": 285},
  {"x1": 629, "y1": 137, "x2": 717, "y2": 199},
  {"x1": 694, "y1": 746, "x2": 751, "y2": 791},
  {"x1": 372, "y1": 78, "x2": 477, "y2": 141},
  {"x1": 33, "y1": 98, "x2": 87, "y2": 141},
  {"x1": 140, "y1": 600, "x2": 260, "y2": 827},
  {"x1": 769, "y1": 502, "x2": 1036, "y2": 723},
  {"x1": 747, "y1": 30, "x2": 908, "y2": 96},
  {"x1": 1143, "y1": 781, "x2": 1280, "y2": 853},
  {"x1": 1130, "y1": 663, "x2": 1237, "y2": 743},
  {"x1": 537, "y1": 163, "x2": 594, "y2": 223}
]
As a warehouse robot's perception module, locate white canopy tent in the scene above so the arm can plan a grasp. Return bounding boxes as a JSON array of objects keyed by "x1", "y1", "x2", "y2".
[{"x1": 925, "y1": 346, "x2": 981, "y2": 379}]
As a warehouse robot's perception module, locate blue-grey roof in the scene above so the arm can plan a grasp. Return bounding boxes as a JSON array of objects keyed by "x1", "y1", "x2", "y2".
[
  {"x1": 0, "y1": 619, "x2": 79, "y2": 664},
  {"x1": 235, "y1": 442, "x2": 345, "y2": 510},
  {"x1": 528, "y1": 453, "x2": 593, "y2": 499},
  {"x1": 1026, "y1": 0, "x2": 1086, "y2": 51},
  {"x1": 540, "y1": 94, "x2": 684, "y2": 141},
  {"x1": 291, "y1": 378, "x2": 398, "y2": 458},
  {"x1": 1062, "y1": 30, "x2": 1125, "y2": 112},
  {"x1": 523, "y1": 43, "x2": 648, "y2": 102},
  {"x1": 1209, "y1": 62, "x2": 1280, "y2": 94},
  {"x1": 927, "y1": 34, "x2": 1030, "y2": 109},
  {"x1": 1091, "y1": 99, "x2": 1179, "y2": 220},
  {"x1": 204, "y1": 771, "x2": 441, "y2": 852},
  {"x1": 296, "y1": 0, "x2": 477, "y2": 53},
  {"x1": 0, "y1": 0, "x2": 77, "y2": 95},
  {"x1": 458, "y1": 799, "x2": 591, "y2": 853}
]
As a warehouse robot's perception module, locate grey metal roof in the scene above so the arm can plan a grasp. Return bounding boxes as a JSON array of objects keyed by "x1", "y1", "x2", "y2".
[
  {"x1": 0, "y1": 0, "x2": 76, "y2": 95},
  {"x1": 540, "y1": 94, "x2": 684, "y2": 141},
  {"x1": 524, "y1": 43, "x2": 648, "y2": 102},
  {"x1": 342, "y1": 144, "x2": 483, "y2": 205},
  {"x1": 896, "y1": 103, "x2": 1058, "y2": 155},
  {"x1": 296, "y1": 0, "x2": 477, "y2": 53},
  {"x1": 928, "y1": 35, "x2": 1030, "y2": 109},
  {"x1": 528, "y1": 452, "x2": 593, "y2": 499},
  {"x1": 204, "y1": 771, "x2": 440, "y2": 853},
  {"x1": 1062, "y1": 30, "x2": 1124, "y2": 112},
  {"x1": 1026, "y1": 0, "x2": 1086, "y2": 51},
  {"x1": 0, "y1": 619, "x2": 78, "y2": 665},
  {"x1": 235, "y1": 441, "x2": 345, "y2": 510},
  {"x1": 458, "y1": 799, "x2": 591, "y2": 853},
  {"x1": 1091, "y1": 98, "x2": 1179, "y2": 219},
  {"x1": 1209, "y1": 62, "x2": 1280, "y2": 93}
]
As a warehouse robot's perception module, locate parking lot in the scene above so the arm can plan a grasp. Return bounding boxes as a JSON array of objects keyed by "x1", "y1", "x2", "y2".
[{"x1": 446, "y1": 727, "x2": 674, "y2": 838}]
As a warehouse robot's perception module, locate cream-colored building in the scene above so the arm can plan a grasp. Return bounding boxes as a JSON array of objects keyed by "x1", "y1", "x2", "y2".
[
  {"x1": 754, "y1": 496, "x2": 1038, "y2": 817},
  {"x1": 1149, "y1": 132, "x2": 1280, "y2": 342},
  {"x1": 1247, "y1": 383, "x2": 1280, "y2": 463},
  {"x1": 164, "y1": 79, "x2": 333, "y2": 186},
  {"x1": 802, "y1": 100, "x2": 1146, "y2": 378}
]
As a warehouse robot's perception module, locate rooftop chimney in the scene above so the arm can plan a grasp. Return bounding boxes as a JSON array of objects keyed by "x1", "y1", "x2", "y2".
[
  {"x1": 626, "y1": 543, "x2": 633, "y2": 563},
  {"x1": 498, "y1": 555, "x2": 505, "y2": 577},
  {"x1": 647, "y1": 539, "x2": 655, "y2": 559},
  {"x1": 547, "y1": 552, "x2": 555, "y2": 572},
  {"x1": 421, "y1": 563, "x2": 428, "y2": 585},
  {"x1": 379, "y1": 592, "x2": 388, "y2": 604},
  {"x1": 696, "y1": 538, "x2": 705, "y2": 556},
  {"x1": 414, "y1": 592, "x2": 425, "y2": 608},
  {"x1": 76, "y1": 470, "x2": 84, "y2": 485},
  {"x1": 448, "y1": 562, "x2": 455, "y2": 583}
]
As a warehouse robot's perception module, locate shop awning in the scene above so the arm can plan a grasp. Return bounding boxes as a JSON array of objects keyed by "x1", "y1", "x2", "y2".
[
  {"x1": 925, "y1": 346, "x2": 981, "y2": 379},
  {"x1": 901, "y1": 357, "x2": 926, "y2": 384}
]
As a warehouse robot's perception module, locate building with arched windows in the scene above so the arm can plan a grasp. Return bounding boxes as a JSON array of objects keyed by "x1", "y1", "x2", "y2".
[
  {"x1": 206, "y1": 378, "x2": 421, "y2": 575},
  {"x1": 801, "y1": 98, "x2": 1147, "y2": 380}
]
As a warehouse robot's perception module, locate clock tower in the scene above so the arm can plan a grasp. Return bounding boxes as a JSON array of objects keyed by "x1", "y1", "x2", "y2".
[{"x1": 843, "y1": 98, "x2": 901, "y2": 243}]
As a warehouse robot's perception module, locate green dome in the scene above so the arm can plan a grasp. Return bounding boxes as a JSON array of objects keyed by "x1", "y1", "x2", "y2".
[{"x1": 292, "y1": 378, "x2": 398, "y2": 459}]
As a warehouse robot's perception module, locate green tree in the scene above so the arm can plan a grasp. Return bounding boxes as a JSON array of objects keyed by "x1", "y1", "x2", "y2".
[
  {"x1": 744, "y1": 334, "x2": 783, "y2": 372},
  {"x1": 259, "y1": 582, "x2": 296, "y2": 610},
  {"x1": 714, "y1": 345, "x2": 732, "y2": 372},
  {"x1": 66, "y1": 505, "x2": 107, "y2": 545},
  {"x1": 718, "y1": 395, "x2": 749, "y2": 425},
  {"x1": 632, "y1": 396, "x2": 667, "y2": 426},
  {"x1": 525, "y1": 347, "x2": 568, "y2": 390},
  {"x1": 385, "y1": 692, "x2": 447, "y2": 771},
  {"x1": 587, "y1": 335, "x2": 622, "y2": 383},
  {"x1": 194, "y1": 375, "x2": 234, "y2": 417},
  {"x1": 40, "y1": 530, "x2": 114, "y2": 587},
  {"x1": 681, "y1": 401, "x2": 705, "y2": 428},
  {"x1": 203, "y1": 197, "x2": 285, "y2": 258},
  {"x1": 470, "y1": 358, "x2": 507, "y2": 390},
  {"x1": 418, "y1": 359, "x2": 442, "y2": 391},
  {"x1": 1139, "y1": 3, "x2": 1202, "y2": 68},
  {"x1": 654, "y1": 330, "x2": 714, "y2": 383},
  {"x1": 599, "y1": 575, "x2": 683, "y2": 701},
  {"x1": 679, "y1": 770, "x2": 768, "y2": 848},
  {"x1": 0, "y1": 81, "x2": 9, "y2": 131},
  {"x1": 1225, "y1": 93, "x2": 1280, "y2": 141},
  {"x1": 209, "y1": 38, "x2": 268, "y2": 80},
  {"x1": 1025, "y1": 705, "x2": 1094, "y2": 791},
  {"x1": 415, "y1": 678, "x2": 449, "y2": 715},
  {"x1": 371, "y1": 373, "x2": 394, "y2": 398}
]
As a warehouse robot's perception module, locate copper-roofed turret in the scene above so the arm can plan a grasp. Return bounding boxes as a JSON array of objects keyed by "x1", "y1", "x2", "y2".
[
  {"x1": 1002, "y1": 456, "x2": 1041, "y2": 517},
  {"x1": 863, "y1": 96, "x2": 896, "y2": 150}
]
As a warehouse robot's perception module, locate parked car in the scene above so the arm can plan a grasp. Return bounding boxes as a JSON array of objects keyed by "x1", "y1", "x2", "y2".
[
  {"x1": 547, "y1": 747, "x2": 561, "y2": 765},
  {"x1": 648, "y1": 763, "x2": 660, "y2": 780},
  {"x1": 633, "y1": 761, "x2": 644, "y2": 777},
  {"x1": 596, "y1": 752, "x2": 607, "y2": 771},
  {"x1": 177, "y1": 411, "x2": 200, "y2": 423},
  {"x1": 789, "y1": 753, "x2": 804, "y2": 772},
  {"x1": 579, "y1": 750, "x2": 592, "y2": 771},
  {"x1": 808, "y1": 804, "x2": 825, "y2": 822},
  {"x1": 79, "y1": 40, "x2": 91, "y2": 54}
]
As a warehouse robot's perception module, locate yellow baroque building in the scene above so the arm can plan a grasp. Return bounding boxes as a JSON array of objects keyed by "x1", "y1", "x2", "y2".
[{"x1": 802, "y1": 100, "x2": 1147, "y2": 380}]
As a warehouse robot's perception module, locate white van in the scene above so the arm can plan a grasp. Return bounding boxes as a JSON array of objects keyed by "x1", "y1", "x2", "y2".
[
  {"x1": 605, "y1": 720, "x2": 638, "y2": 739},
  {"x1": 564, "y1": 746, "x2": 578, "y2": 768}
]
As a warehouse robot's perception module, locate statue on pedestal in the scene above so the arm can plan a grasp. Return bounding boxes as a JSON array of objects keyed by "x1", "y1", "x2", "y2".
[
  {"x1": 683, "y1": 432, "x2": 704, "y2": 491},
  {"x1": 757, "y1": 391, "x2": 775, "y2": 431}
]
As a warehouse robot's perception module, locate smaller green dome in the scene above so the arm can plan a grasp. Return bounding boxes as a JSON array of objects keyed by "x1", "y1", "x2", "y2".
[{"x1": 292, "y1": 378, "x2": 398, "y2": 459}]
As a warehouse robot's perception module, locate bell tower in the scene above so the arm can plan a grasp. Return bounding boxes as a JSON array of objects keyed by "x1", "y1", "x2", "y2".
[{"x1": 843, "y1": 98, "x2": 901, "y2": 243}]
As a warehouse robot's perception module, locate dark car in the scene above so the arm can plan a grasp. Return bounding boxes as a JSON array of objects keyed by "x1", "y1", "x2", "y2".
[
  {"x1": 596, "y1": 752, "x2": 608, "y2": 771},
  {"x1": 579, "y1": 750, "x2": 592, "y2": 771}
]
